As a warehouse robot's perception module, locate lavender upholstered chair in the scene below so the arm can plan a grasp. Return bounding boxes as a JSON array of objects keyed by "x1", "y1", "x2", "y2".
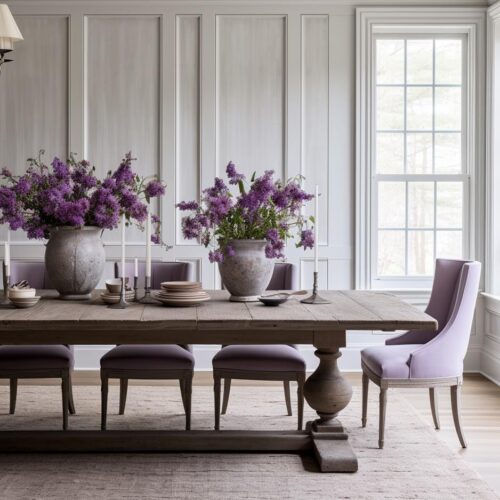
[
  {"x1": 100, "y1": 261, "x2": 194, "y2": 430},
  {"x1": 1, "y1": 261, "x2": 75, "y2": 430},
  {"x1": 361, "y1": 259, "x2": 481, "y2": 449},
  {"x1": 213, "y1": 263, "x2": 306, "y2": 430}
]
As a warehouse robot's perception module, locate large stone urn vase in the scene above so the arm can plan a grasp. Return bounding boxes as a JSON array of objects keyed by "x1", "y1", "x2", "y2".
[
  {"x1": 45, "y1": 226, "x2": 105, "y2": 300},
  {"x1": 218, "y1": 239, "x2": 274, "y2": 302}
]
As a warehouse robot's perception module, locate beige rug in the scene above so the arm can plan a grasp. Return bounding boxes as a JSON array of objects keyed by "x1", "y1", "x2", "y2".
[{"x1": 0, "y1": 384, "x2": 496, "y2": 500}]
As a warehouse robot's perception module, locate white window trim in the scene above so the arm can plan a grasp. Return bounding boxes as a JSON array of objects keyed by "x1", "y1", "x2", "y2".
[{"x1": 356, "y1": 7, "x2": 486, "y2": 291}]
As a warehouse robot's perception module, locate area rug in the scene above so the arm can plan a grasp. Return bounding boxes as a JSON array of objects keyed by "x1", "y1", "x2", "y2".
[{"x1": 0, "y1": 385, "x2": 496, "y2": 500}]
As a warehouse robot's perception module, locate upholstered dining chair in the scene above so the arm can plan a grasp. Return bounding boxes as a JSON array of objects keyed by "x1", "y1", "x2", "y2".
[
  {"x1": 100, "y1": 261, "x2": 194, "y2": 430},
  {"x1": 1, "y1": 261, "x2": 76, "y2": 430},
  {"x1": 361, "y1": 259, "x2": 481, "y2": 449},
  {"x1": 213, "y1": 262, "x2": 306, "y2": 430}
]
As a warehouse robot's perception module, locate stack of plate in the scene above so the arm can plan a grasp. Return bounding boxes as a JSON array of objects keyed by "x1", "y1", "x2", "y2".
[
  {"x1": 153, "y1": 281, "x2": 210, "y2": 307},
  {"x1": 9, "y1": 296, "x2": 41, "y2": 309},
  {"x1": 101, "y1": 289, "x2": 135, "y2": 305}
]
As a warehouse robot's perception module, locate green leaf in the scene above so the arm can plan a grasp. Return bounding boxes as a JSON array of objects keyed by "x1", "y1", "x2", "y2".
[
  {"x1": 238, "y1": 180, "x2": 245, "y2": 195},
  {"x1": 251, "y1": 171, "x2": 256, "y2": 182},
  {"x1": 309, "y1": 216, "x2": 315, "y2": 224}
]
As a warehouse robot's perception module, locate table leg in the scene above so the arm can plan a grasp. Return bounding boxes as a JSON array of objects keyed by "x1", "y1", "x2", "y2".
[{"x1": 304, "y1": 346, "x2": 358, "y2": 472}]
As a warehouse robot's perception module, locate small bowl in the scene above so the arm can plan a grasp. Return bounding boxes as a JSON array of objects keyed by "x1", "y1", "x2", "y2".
[
  {"x1": 8, "y1": 288, "x2": 36, "y2": 299},
  {"x1": 105, "y1": 278, "x2": 129, "y2": 294},
  {"x1": 10, "y1": 296, "x2": 41, "y2": 308},
  {"x1": 258, "y1": 295, "x2": 289, "y2": 307}
]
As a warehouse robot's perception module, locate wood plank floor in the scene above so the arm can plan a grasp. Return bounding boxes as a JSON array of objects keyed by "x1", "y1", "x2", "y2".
[{"x1": 4, "y1": 372, "x2": 499, "y2": 495}]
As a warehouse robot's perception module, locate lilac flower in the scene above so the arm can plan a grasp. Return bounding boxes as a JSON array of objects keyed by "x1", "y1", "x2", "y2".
[
  {"x1": 145, "y1": 180, "x2": 165, "y2": 198},
  {"x1": 226, "y1": 162, "x2": 245, "y2": 185},
  {"x1": 151, "y1": 214, "x2": 161, "y2": 224},
  {"x1": 266, "y1": 228, "x2": 279, "y2": 243},
  {"x1": 1, "y1": 167, "x2": 12, "y2": 178},
  {"x1": 208, "y1": 249, "x2": 224, "y2": 263},
  {"x1": 51, "y1": 158, "x2": 70, "y2": 179},
  {"x1": 299, "y1": 229, "x2": 314, "y2": 250},
  {"x1": 181, "y1": 216, "x2": 203, "y2": 239},
  {"x1": 102, "y1": 177, "x2": 117, "y2": 190},
  {"x1": 177, "y1": 200, "x2": 199, "y2": 211},
  {"x1": 14, "y1": 177, "x2": 32, "y2": 195},
  {"x1": 55, "y1": 198, "x2": 89, "y2": 226},
  {"x1": 112, "y1": 153, "x2": 135, "y2": 186},
  {"x1": 226, "y1": 245, "x2": 235, "y2": 257},
  {"x1": 151, "y1": 234, "x2": 160, "y2": 244},
  {"x1": 265, "y1": 239, "x2": 285, "y2": 259}
]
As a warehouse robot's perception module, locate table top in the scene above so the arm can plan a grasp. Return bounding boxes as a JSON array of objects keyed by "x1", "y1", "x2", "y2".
[{"x1": 0, "y1": 290, "x2": 437, "y2": 347}]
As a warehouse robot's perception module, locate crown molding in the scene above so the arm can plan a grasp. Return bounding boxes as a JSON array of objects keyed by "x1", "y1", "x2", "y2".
[{"x1": 489, "y1": 1, "x2": 500, "y2": 18}]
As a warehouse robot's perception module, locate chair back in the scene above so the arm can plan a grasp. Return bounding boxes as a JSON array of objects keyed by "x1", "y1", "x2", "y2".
[
  {"x1": 115, "y1": 261, "x2": 192, "y2": 288},
  {"x1": 7, "y1": 261, "x2": 53, "y2": 289},
  {"x1": 387, "y1": 259, "x2": 480, "y2": 346},
  {"x1": 266, "y1": 263, "x2": 297, "y2": 291},
  {"x1": 407, "y1": 260, "x2": 481, "y2": 378}
]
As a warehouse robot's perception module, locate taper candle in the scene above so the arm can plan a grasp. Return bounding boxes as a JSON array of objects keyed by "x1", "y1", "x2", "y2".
[
  {"x1": 145, "y1": 205, "x2": 152, "y2": 278},
  {"x1": 314, "y1": 185, "x2": 319, "y2": 273},
  {"x1": 134, "y1": 257, "x2": 138, "y2": 278},
  {"x1": 4, "y1": 229, "x2": 10, "y2": 276},
  {"x1": 121, "y1": 214, "x2": 126, "y2": 278}
]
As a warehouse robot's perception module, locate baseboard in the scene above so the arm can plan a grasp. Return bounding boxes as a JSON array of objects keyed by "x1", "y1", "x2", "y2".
[{"x1": 480, "y1": 349, "x2": 500, "y2": 386}]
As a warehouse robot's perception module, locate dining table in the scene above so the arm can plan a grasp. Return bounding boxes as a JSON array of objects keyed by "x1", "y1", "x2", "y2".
[{"x1": 0, "y1": 289, "x2": 437, "y2": 473}]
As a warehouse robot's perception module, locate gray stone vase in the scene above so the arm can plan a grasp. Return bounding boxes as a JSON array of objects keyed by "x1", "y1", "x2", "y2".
[
  {"x1": 218, "y1": 239, "x2": 275, "y2": 302},
  {"x1": 45, "y1": 226, "x2": 105, "y2": 300}
]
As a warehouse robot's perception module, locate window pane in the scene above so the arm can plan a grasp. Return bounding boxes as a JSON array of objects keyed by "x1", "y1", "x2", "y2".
[
  {"x1": 408, "y1": 231, "x2": 434, "y2": 276},
  {"x1": 408, "y1": 182, "x2": 434, "y2": 228},
  {"x1": 407, "y1": 133, "x2": 433, "y2": 174},
  {"x1": 435, "y1": 39, "x2": 462, "y2": 85},
  {"x1": 437, "y1": 182, "x2": 463, "y2": 228},
  {"x1": 407, "y1": 40, "x2": 433, "y2": 84},
  {"x1": 378, "y1": 230, "x2": 405, "y2": 276},
  {"x1": 376, "y1": 133, "x2": 404, "y2": 174},
  {"x1": 435, "y1": 87, "x2": 461, "y2": 130},
  {"x1": 436, "y1": 230, "x2": 463, "y2": 259},
  {"x1": 378, "y1": 182, "x2": 406, "y2": 228},
  {"x1": 376, "y1": 40, "x2": 404, "y2": 84},
  {"x1": 435, "y1": 133, "x2": 462, "y2": 174},
  {"x1": 377, "y1": 87, "x2": 404, "y2": 130},
  {"x1": 407, "y1": 87, "x2": 433, "y2": 130}
]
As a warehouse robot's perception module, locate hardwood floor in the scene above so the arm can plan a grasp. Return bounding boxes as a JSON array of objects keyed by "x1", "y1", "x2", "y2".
[{"x1": 4, "y1": 372, "x2": 499, "y2": 494}]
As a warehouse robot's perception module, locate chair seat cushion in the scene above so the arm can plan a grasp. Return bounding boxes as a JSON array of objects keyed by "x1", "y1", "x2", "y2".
[
  {"x1": 361, "y1": 345, "x2": 421, "y2": 379},
  {"x1": 0, "y1": 345, "x2": 73, "y2": 370},
  {"x1": 212, "y1": 345, "x2": 306, "y2": 373},
  {"x1": 100, "y1": 345, "x2": 194, "y2": 371}
]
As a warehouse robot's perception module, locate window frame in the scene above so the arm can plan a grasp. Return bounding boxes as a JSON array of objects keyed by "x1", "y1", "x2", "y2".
[{"x1": 356, "y1": 7, "x2": 485, "y2": 291}]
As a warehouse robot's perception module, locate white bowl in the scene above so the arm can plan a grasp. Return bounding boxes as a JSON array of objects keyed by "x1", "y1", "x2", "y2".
[
  {"x1": 105, "y1": 278, "x2": 129, "y2": 294},
  {"x1": 8, "y1": 288, "x2": 36, "y2": 299}
]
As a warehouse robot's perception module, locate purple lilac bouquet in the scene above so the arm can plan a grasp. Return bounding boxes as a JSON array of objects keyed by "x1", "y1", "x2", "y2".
[
  {"x1": 177, "y1": 162, "x2": 315, "y2": 262},
  {"x1": 0, "y1": 151, "x2": 165, "y2": 242}
]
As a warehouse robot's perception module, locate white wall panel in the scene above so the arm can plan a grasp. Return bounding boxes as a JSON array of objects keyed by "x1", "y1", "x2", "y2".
[
  {"x1": 0, "y1": 16, "x2": 68, "y2": 244},
  {"x1": 86, "y1": 15, "x2": 161, "y2": 243},
  {"x1": 176, "y1": 15, "x2": 201, "y2": 245},
  {"x1": 216, "y1": 15, "x2": 286, "y2": 178},
  {"x1": 301, "y1": 15, "x2": 329, "y2": 246}
]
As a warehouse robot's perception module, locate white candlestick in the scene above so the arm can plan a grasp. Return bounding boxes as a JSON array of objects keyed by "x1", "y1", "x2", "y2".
[
  {"x1": 314, "y1": 185, "x2": 319, "y2": 274},
  {"x1": 146, "y1": 205, "x2": 152, "y2": 278},
  {"x1": 4, "y1": 229, "x2": 10, "y2": 276},
  {"x1": 134, "y1": 257, "x2": 139, "y2": 278},
  {"x1": 121, "y1": 214, "x2": 126, "y2": 279}
]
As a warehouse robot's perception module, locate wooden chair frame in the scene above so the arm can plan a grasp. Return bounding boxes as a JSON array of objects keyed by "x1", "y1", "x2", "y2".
[
  {"x1": 100, "y1": 368, "x2": 193, "y2": 431},
  {"x1": 213, "y1": 368, "x2": 305, "y2": 431},
  {"x1": 0, "y1": 368, "x2": 76, "y2": 430},
  {"x1": 361, "y1": 360, "x2": 465, "y2": 448}
]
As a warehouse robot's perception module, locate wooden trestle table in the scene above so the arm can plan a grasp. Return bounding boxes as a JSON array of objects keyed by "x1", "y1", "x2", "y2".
[{"x1": 0, "y1": 290, "x2": 437, "y2": 472}]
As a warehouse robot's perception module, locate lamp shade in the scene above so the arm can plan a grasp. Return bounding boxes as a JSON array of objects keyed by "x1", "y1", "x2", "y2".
[{"x1": 0, "y1": 4, "x2": 23, "y2": 51}]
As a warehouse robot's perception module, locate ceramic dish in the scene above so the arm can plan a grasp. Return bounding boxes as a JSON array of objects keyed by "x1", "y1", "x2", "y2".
[
  {"x1": 10, "y1": 296, "x2": 41, "y2": 308},
  {"x1": 8, "y1": 288, "x2": 36, "y2": 299},
  {"x1": 258, "y1": 295, "x2": 289, "y2": 307},
  {"x1": 105, "y1": 278, "x2": 130, "y2": 294}
]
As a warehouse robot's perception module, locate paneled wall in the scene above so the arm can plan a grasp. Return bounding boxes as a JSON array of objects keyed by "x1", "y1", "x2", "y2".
[{"x1": 0, "y1": 0, "x2": 488, "y2": 372}]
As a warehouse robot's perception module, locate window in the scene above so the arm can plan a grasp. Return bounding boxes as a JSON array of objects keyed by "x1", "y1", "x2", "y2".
[{"x1": 373, "y1": 36, "x2": 469, "y2": 286}]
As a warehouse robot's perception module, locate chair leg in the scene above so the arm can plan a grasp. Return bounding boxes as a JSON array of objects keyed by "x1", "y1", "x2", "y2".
[
  {"x1": 184, "y1": 374, "x2": 193, "y2": 431},
  {"x1": 362, "y1": 371, "x2": 369, "y2": 428},
  {"x1": 61, "y1": 374, "x2": 69, "y2": 431},
  {"x1": 429, "y1": 387, "x2": 440, "y2": 430},
  {"x1": 221, "y1": 378, "x2": 231, "y2": 415},
  {"x1": 297, "y1": 375, "x2": 305, "y2": 431},
  {"x1": 284, "y1": 380, "x2": 292, "y2": 416},
  {"x1": 9, "y1": 378, "x2": 17, "y2": 415},
  {"x1": 214, "y1": 374, "x2": 221, "y2": 430},
  {"x1": 378, "y1": 388, "x2": 387, "y2": 449},
  {"x1": 101, "y1": 375, "x2": 109, "y2": 431},
  {"x1": 68, "y1": 373, "x2": 76, "y2": 415},
  {"x1": 179, "y1": 378, "x2": 188, "y2": 413},
  {"x1": 119, "y1": 378, "x2": 128, "y2": 415},
  {"x1": 451, "y1": 384, "x2": 467, "y2": 448}
]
